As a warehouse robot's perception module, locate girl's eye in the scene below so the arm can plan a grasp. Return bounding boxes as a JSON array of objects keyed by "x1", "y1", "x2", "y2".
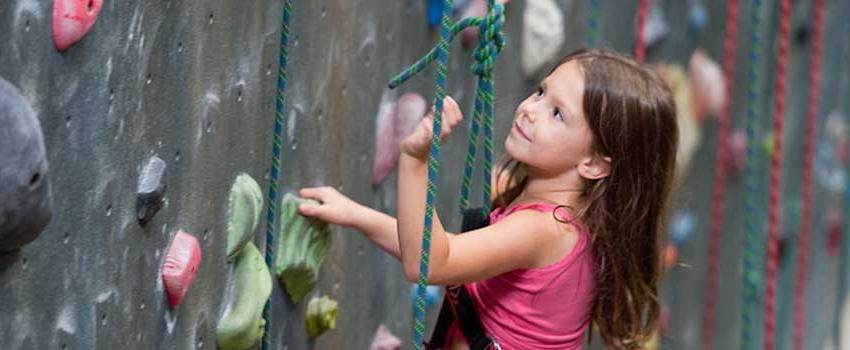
[
  {"x1": 536, "y1": 87, "x2": 544, "y2": 97},
  {"x1": 554, "y1": 108, "x2": 564, "y2": 121}
]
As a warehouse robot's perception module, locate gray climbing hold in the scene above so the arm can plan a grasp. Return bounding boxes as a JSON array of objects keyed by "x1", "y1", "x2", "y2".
[
  {"x1": 136, "y1": 156, "x2": 166, "y2": 226},
  {"x1": 275, "y1": 193, "x2": 331, "y2": 303},
  {"x1": 0, "y1": 77, "x2": 52, "y2": 253}
]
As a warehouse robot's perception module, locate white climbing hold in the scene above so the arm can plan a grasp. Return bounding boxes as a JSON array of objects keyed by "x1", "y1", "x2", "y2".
[{"x1": 521, "y1": 0, "x2": 564, "y2": 79}]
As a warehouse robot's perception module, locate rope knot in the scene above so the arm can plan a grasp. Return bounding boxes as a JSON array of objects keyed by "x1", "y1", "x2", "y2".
[{"x1": 471, "y1": 2, "x2": 505, "y2": 77}]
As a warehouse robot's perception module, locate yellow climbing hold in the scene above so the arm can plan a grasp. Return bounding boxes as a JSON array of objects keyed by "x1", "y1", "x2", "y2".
[
  {"x1": 306, "y1": 295, "x2": 338, "y2": 339},
  {"x1": 226, "y1": 173, "x2": 263, "y2": 261},
  {"x1": 275, "y1": 193, "x2": 331, "y2": 303}
]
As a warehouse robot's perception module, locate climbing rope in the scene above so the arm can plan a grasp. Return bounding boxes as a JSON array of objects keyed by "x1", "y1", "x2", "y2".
[
  {"x1": 261, "y1": 1, "x2": 292, "y2": 349},
  {"x1": 388, "y1": 1, "x2": 504, "y2": 347},
  {"x1": 763, "y1": 0, "x2": 791, "y2": 349},
  {"x1": 793, "y1": 1, "x2": 825, "y2": 349},
  {"x1": 741, "y1": 0, "x2": 766, "y2": 348},
  {"x1": 635, "y1": 0, "x2": 649, "y2": 64},
  {"x1": 701, "y1": 1, "x2": 740, "y2": 349},
  {"x1": 586, "y1": 0, "x2": 600, "y2": 48}
]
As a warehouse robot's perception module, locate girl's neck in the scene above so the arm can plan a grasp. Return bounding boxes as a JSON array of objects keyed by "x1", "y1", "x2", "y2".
[{"x1": 513, "y1": 169, "x2": 585, "y2": 209}]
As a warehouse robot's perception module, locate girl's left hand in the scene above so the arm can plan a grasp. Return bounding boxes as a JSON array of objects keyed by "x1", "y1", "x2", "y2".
[{"x1": 400, "y1": 96, "x2": 463, "y2": 160}]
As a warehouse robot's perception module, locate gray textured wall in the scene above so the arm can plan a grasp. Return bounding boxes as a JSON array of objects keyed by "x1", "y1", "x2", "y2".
[{"x1": 0, "y1": 0, "x2": 848, "y2": 349}]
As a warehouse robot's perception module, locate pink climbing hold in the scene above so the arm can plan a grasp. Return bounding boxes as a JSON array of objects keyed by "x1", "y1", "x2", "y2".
[
  {"x1": 460, "y1": 0, "x2": 510, "y2": 49},
  {"x1": 370, "y1": 324, "x2": 402, "y2": 350},
  {"x1": 371, "y1": 92, "x2": 426, "y2": 187},
  {"x1": 728, "y1": 128, "x2": 748, "y2": 175},
  {"x1": 52, "y1": 0, "x2": 104, "y2": 51},
  {"x1": 162, "y1": 230, "x2": 201, "y2": 308}
]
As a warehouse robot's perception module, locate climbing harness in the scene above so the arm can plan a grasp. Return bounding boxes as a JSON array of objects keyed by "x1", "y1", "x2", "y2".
[
  {"x1": 261, "y1": 1, "x2": 293, "y2": 349},
  {"x1": 793, "y1": 1, "x2": 825, "y2": 349},
  {"x1": 702, "y1": 1, "x2": 740, "y2": 349},
  {"x1": 388, "y1": 0, "x2": 505, "y2": 347},
  {"x1": 425, "y1": 208, "x2": 500, "y2": 350}
]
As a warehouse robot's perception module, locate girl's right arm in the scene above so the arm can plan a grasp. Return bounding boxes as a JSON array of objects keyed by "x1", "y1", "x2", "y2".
[{"x1": 298, "y1": 187, "x2": 402, "y2": 261}]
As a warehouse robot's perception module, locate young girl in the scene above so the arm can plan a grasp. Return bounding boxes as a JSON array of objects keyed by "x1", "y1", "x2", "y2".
[{"x1": 298, "y1": 49, "x2": 678, "y2": 350}]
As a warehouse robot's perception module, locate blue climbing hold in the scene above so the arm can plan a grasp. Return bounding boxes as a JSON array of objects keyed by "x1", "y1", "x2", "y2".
[
  {"x1": 670, "y1": 210, "x2": 696, "y2": 247},
  {"x1": 428, "y1": 0, "x2": 443, "y2": 27},
  {"x1": 410, "y1": 284, "x2": 441, "y2": 311}
]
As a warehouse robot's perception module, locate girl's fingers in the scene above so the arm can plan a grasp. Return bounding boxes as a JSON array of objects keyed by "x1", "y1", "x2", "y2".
[
  {"x1": 298, "y1": 203, "x2": 324, "y2": 218},
  {"x1": 299, "y1": 187, "x2": 322, "y2": 200}
]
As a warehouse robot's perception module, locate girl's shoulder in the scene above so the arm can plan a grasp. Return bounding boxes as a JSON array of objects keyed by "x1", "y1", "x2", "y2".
[{"x1": 490, "y1": 203, "x2": 586, "y2": 269}]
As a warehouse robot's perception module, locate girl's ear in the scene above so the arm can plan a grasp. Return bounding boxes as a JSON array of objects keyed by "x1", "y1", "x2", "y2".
[{"x1": 577, "y1": 155, "x2": 611, "y2": 180}]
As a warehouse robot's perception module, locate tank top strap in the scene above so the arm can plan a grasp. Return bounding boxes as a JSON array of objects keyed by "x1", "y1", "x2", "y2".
[{"x1": 489, "y1": 202, "x2": 574, "y2": 224}]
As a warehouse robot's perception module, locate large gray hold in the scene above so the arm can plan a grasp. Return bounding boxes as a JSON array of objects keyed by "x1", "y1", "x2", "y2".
[{"x1": 0, "y1": 77, "x2": 52, "y2": 252}]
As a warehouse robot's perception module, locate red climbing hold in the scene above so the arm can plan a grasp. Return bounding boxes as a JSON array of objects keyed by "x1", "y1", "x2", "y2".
[
  {"x1": 52, "y1": 0, "x2": 103, "y2": 51},
  {"x1": 162, "y1": 230, "x2": 201, "y2": 308}
]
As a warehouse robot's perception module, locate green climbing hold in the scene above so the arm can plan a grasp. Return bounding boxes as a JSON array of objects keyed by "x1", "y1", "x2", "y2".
[
  {"x1": 275, "y1": 193, "x2": 332, "y2": 303},
  {"x1": 306, "y1": 295, "x2": 338, "y2": 339},
  {"x1": 226, "y1": 173, "x2": 264, "y2": 261},
  {"x1": 216, "y1": 242, "x2": 272, "y2": 350}
]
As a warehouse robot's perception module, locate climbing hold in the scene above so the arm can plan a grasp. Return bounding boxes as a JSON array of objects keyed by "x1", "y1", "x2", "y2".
[
  {"x1": 409, "y1": 284, "x2": 442, "y2": 310},
  {"x1": 370, "y1": 324, "x2": 402, "y2": 350},
  {"x1": 826, "y1": 110, "x2": 847, "y2": 144},
  {"x1": 670, "y1": 210, "x2": 696, "y2": 247},
  {"x1": 161, "y1": 230, "x2": 201, "y2": 308},
  {"x1": 521, "y1": 0, "x2": 564, "y2": 79},
  {"x1": 689, "y1": 49, "x2": 725, "y2": 122},
  {"x1": 136, "y1": 156, "x2": 166, "y2": 226},
  {"x1": 372, "y1": 92, "x2": 427, "y2": 187},
  {"x1": 216, "y1": 243, "x2": 272, "y2": 350},
  {"x1": 275, "y1": 193, "x2": 332, "y2": 303},
  {"x1": 643, "y1": 0, "x2": 669, "y2": 49},
  {"x1": 663, "y1": 243, "x2": 678, "y2": 270},
  {"x1": 689, "y1": 0, "x2": 708, "y2": 33},
  {"x1": 305, "y1": 295, "x2": 338, "y2": 339},
  {"x1": 827, "y1": 206, "x2": 843, "y2": 256},
  {"x1": 0, "y1": 77, "x2": 52, "y2": 253},
  {"x1": 459, "y1": 0, "x2": 488, "y2": 49},
  {"x1": 52, "y1": 0, "x2": 104, "y2": 51},
  {"x1": 655, "y1": 64, "x2": 701, "y2": 179},
  {"x1": 427, "y1": 0, "x2": 443, "y2": 27},
  {"x1": 728, "y1": 128, "x2": 748, "y2": 175},
  {"x1": 226, "y1": 173, "x2": 263, "y2": 261}
]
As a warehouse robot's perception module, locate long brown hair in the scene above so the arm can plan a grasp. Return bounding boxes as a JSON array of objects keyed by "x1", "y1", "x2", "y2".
[{"x1": 493, "y1": 49, "x2": 678, "y2": 349}]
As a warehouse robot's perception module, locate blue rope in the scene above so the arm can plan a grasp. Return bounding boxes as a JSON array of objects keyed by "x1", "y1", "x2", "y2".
[
  {"x1": 262, "y1": 1, "x2": 292, "y2": 349},
  {"x1": 388, "y1": 1, "x2": 504, "y2": 347},
  {"x1": 741, "y1": 0, "x2": 765, "y2": 349}
]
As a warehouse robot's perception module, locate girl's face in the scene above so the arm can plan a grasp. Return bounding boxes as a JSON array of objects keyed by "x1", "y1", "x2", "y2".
[{"x1": 505, "y1": 61, "x2": 594, "y2": 176}]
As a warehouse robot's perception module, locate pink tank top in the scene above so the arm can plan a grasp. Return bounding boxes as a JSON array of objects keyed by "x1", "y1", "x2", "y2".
[{"x1": 462, "y1": 203, "x2": 597, "y2": 349}]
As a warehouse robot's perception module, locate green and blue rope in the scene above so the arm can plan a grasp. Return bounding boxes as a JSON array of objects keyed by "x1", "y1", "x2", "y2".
[
  {"x1": 262, "y1": 1, "x2": 292, "y2": 349},
  {"x1": 741, "y1": 0, "x2": 765, "y2": 349},
  {"x1": 388, "y1": 1, "x2": 504, "y2": 347},
  {"x1": 586, "y1": 0, "x2": 600, "y2": 47}
]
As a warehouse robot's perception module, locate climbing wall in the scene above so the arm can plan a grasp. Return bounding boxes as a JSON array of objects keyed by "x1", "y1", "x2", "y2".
[{"x1": 1, "y1": 0, "x2": 849, "y2": 349}]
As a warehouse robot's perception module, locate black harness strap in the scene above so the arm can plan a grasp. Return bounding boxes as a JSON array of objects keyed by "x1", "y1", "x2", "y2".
[{"x1": 425, "y1": 208, "x2": 500, "y2": 350}]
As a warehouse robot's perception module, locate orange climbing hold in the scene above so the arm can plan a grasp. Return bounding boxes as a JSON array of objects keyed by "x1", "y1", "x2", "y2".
[
  {"x1": 52, "y1": 0, "x2": 103, "y2": 51},
  {"x1": 162, "y1": 230, "x2": 201, "y2": 308}
]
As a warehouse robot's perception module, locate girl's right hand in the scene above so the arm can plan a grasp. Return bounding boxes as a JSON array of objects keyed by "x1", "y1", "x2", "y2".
[
  {"x1": 298, "y1": 187, "x2": 362, "y2": 227},
  {"x1": 400, "y1": 96, "x2": 463, "y2": 160}
]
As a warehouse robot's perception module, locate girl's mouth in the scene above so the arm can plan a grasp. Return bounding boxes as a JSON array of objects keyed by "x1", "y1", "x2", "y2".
[{"x1": 513, "y1": 122, "x2": 531, "y2": 141}]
